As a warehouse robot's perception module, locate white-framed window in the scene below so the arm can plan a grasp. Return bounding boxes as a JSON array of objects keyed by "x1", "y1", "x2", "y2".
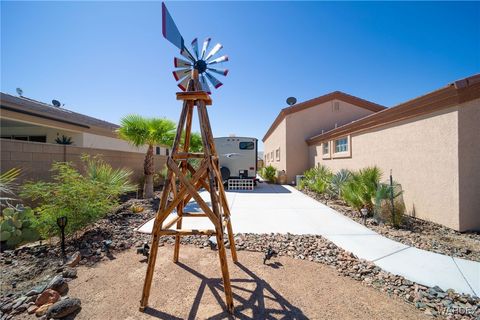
[
  {"x1": 335, "y1": 137, "x2": 348, "y2": 153},
  {"x1": 271, "y1": 151, "x2": 274, "y2": 160},
  {"x1": 322, "y1": 142, "x2": 329, "y2": 155},
  {"x1": 275, "y1": 148, "x2": 280, "y2": 161}
]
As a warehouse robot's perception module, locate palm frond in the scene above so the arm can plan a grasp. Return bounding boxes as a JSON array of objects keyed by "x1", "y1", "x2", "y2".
[
  {"x1": 0, "y1": 168, "x2": 21, "y2": 203},
  {"x1": 117, "y1": 114, "x2": 151, "y2": 147}
]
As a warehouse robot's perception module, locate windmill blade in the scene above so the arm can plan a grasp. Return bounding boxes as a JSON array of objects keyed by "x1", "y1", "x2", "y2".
[
  {"x1": 204, "y1": 43, "x2": 223, "y2": 61},
  {"x1": 207, "y1": 55, "x2": 229, "y2": 65},
  {"x1": 180, "y1": 47, "x2": 195, "y2": 62},
  {"x1": 173, "y1": 68, "x2": 191, "y2": 81},
  {"x1": 162, "y1": 3, "x2": 185, "y2": 50},
  {"x1": 207, "y1": 67, "x2": 229, "y2": 76},
  {"x1": 177, "y1": 75, "x2": 191, "y2": 91},
  {"x1": 200, "y1": 38, "x2": 211, "y2": 59},
  {"x1": 174, "y1": 57, "x2": 192, "y2": 68},
  {"x1": 191, "y1": 38, "x2": 199, "y2": 59},
  {"x1": 204, "y1": 71, "x2": 223, "y2": 89},
  {"x1": 199, "y1": 74, "x2": 211, "y2": 94}
]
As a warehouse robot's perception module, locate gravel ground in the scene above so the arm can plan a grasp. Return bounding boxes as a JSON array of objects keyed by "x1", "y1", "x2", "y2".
[
  {"x1": 300, "y1": 188, "x2": 480, "y2": 262},
  {"x1": 2, "y1": 196, "x2": 479, "y2": 319},
  {"x1": 67, "y1": 246, "x2": 429, "y2": 320}
]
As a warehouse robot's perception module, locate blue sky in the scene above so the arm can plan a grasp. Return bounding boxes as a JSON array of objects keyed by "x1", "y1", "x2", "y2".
[{"x1": 1, "y1": 1, "x2": 479, "y2": 150}]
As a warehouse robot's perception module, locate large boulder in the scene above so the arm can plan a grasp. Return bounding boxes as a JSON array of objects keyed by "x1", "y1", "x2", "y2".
[{"x1": 46, "y1": 298, "x2": 81, "y2": 319}]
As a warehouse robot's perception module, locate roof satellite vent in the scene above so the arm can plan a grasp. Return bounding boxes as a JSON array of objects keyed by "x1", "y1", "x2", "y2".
[
  {"x1": 16, "y1": 88, "x2": 23, "y2": 96},
  {"x1": 52, "y1": 100, "x2": 61, "y2": 108},
  {"x1": 286, "y1": 97, "x2": 297, "y2": 106}
]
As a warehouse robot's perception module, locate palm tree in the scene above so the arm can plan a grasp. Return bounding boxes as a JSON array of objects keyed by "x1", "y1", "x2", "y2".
[{"x1": 118, "y1": 115, "x2": 176, "y2": 198}]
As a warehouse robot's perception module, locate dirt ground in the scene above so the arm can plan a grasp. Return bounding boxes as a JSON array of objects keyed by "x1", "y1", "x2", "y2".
[{"x1": 64, "y1": 245, "x2": 429, "y2": 320}]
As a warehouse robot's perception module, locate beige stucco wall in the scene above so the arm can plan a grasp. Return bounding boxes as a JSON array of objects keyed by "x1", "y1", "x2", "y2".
[
  {"x1": 457, "y1": 99, "x2": 480, "y2": 231},
  {"x1": 82, "y1": 132, "x2": 148, "y2": 153},
  {"x1": 0, "y1": 124, "x2": 83, "y2": 145},
  {"x1": 281, "y1": 100, "x2": 377, "y2": 183},
  {"x1": 310, "y1": 105, "x2": 467, "y2": 230},
  {"x1": 0, "y1": 113, "x2": 155, "y2": 154},
  {"x1": 263, "y1": 118, "x2": 287, "y2": 173}
]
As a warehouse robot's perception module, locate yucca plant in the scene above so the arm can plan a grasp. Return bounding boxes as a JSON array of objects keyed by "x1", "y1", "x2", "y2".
[
  {"x1": 82, "y1": 155, "x2": 137, "y2": 197},
  {"x1": 55, "y1": 135, "x2": 73, "y2": 145},
  {"x1": 375, "y1": 182, "x2": 404, "y2": 227},
  {"x1": 341, "y1": 166, "x2": 382, "y2": 214},
  {"x1": 0, "y1": 168, "x2": 21, "y2": 206},
  {"x1": 329, "y1": 169, "x2": 352, "y2": 198}
]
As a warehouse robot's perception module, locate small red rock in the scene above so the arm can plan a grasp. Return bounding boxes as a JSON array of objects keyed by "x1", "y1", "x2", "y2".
[
  {"x1": 35, "y1": 303, "x2": 52, "y2": 317},
  {"x1": 27, "y1": 304, "x2": 38, "y2": 314},
  {"x1": 66, "y1": 252, "x2": 81, "y2": 267},
  {"x1": 35, "y1": 289, "x2": 60, "y2": 306}
]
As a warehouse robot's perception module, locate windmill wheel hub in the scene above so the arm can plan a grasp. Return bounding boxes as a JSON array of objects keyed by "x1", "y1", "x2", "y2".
[{"x1": 194, "y1": 60, "x2": 207, "y2": 73}]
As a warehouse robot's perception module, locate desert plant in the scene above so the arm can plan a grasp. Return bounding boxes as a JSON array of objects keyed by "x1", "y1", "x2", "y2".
[
  {"x1": 0, "y1": 168, "x2": 21, "y2": 205},
  {"x1": 374, "y1": 182, "x2": 405, "y2": 227},
  {"x1": 118, "y1": 115, "x2": 176, "y2": 198},
  {"x1": 83, "y1": 155, "x2": 136, "y2": 196},
  {"x1": 261, "y1": 165, "x2": 277, "y2": 183},
  {"x1": 20, "y1": 158, "x2": 135, "y2": 238},
  {"x1": 0, "y1": 205, "x2": 40, "y2": 248},
  {"x1": 301, "y1": 164, "x2": 333, "y2": 194},
  {"x1": 329, "y1": 169, "x2": 352, "y2": 198},
  {"x1": 341, "y1": 166, "x2": 382, "y2": 214},
  {"x1": 55, "y1": 135, "x2": 73, "y2": 145}
]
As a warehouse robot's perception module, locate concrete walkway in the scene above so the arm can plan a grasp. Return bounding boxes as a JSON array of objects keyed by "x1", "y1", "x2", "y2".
[{"x1": 138, "y1": 182, "x2": 479, "y2": 297}]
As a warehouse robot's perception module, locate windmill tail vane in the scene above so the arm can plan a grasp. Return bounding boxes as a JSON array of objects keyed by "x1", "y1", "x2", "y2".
[{"x1": 162, "y1": 2, "x2": 229, "y2": 94}]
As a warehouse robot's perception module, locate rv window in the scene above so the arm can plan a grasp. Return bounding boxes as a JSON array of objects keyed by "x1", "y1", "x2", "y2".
[{"x1": 239, "y1": 141, "x2": 254, "y2": 150}]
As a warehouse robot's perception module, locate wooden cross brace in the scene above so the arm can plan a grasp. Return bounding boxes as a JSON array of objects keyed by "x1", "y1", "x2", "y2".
[{"x1": 140, "y1": 70, "x2": 237, "y2": 315}]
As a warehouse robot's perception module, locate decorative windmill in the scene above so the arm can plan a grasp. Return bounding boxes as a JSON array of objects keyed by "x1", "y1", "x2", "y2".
[{"x1": 139, "y1": 2, "x2": 237, "y2": 315}]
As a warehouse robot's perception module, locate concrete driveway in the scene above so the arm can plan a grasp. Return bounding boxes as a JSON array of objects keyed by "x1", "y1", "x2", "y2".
[{"x1": 138, "y1": 182, "x2": 479, "y2": 297}]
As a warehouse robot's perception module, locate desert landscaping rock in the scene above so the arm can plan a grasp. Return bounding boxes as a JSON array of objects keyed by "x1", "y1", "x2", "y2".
[
  {"x1": 301, "y1": 188, "x2": 480, "y2": 262},
  {"x1": 27, "y1": 304, "x2": 38, "y2": 314},
  {"x1": 35, "y1": 289, "x2": 60, "y2": 306},
  {"x1": 46, "y1": 276, "x2": 68, "y2": 296},
  {"x1": 62, "y1": 267, "x2": 77, "y2": 279},
  {"x1": 65, "y1": 252, "x2": 81, "y2": 268},
  {"x1": 46, "y1": 298, "x2": 81, "y2": 319},
  {"x1": 35, "y1": 303, "x2": 52, "y2": 317},
  {"x1": 1, "y1": 196, "x2": 478, "y2": 319}
]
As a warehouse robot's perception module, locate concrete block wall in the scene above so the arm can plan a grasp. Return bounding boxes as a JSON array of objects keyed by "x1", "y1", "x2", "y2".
[{"x1": 0, "y1": 139, "x2": 167, "y2": 184}]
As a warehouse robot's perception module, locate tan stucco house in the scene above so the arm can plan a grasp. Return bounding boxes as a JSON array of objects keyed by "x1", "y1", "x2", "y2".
[
  {"x1": 262, "y1": 91, "x2": 386, "y2": 183},
  {"x1": 263, "y1": 74, "x2": 480, "y2": 231},
  {"x1": 0, "y1": 92, "x2": 167, "y2": 182}
]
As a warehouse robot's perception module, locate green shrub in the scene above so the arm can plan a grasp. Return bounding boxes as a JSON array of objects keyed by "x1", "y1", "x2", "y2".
[
  {"x1": 260, "y1": 165, "x2": 277, "y2": 183},
  {"x1": 301, "y1": 164, "x2": 333, "y2": 194},
  {"x1": 329, "y1": 169, "x2": 352, "y2": 198},
  {"x1": 20, "y1": 156, "x2": 136, "y2": 238},
  {"x1": 341, "y1": 166, "x2": 382, "y2": 214},
  {"x1": 0, "y1": 205, "x2": 40, "y2": 248}
]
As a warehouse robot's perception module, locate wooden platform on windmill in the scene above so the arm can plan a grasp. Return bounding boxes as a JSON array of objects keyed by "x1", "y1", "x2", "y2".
[{"x1": 139, "y1": 70, "x2": 237, "y2": 314}]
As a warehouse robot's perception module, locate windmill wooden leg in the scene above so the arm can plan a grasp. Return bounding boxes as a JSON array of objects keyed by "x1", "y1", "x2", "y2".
[
  {"x1": 215, "y1": 225, "x2": 234, "y2": 313},
  {"x1": 140, "y1": 173, "x2": 172, "y2": 311}
]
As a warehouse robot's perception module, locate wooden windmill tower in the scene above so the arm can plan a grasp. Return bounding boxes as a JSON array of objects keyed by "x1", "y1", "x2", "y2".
[{"x1": 140, "y1": 2, "x2": 237, "y2": 314}]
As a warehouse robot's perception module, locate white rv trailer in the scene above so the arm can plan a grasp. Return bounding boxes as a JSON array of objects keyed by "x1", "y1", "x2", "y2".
[{"x1": 214, "y1": 137, "x2": 258, "y2": 182}]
